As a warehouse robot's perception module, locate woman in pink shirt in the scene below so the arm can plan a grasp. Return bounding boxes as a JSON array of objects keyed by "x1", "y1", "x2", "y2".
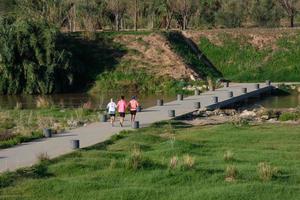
[
  {"x1": 117, "y1": 96, "x2": 127, "y2": 127},
  {"x1": 128, "y1": 96, "x2": 139, "y2": 123}
]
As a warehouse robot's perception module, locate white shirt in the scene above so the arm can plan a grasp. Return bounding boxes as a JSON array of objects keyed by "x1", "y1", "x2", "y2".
[{"x1": 107, "y1": 102, "x2": 117, "y2": 113}]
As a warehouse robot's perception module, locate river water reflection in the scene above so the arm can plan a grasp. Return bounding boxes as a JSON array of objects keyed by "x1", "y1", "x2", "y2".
[
  {"x1": 0, "y1": 93, "x2": 176, "y2": 109},
  {"x1": 0, "y1": 91, "x2": 299, "y2": 110}
]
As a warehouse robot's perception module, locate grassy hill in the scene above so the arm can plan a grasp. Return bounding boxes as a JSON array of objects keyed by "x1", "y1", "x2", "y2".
[
  {"x1": 185, "y1": 28, "x2": 300, "y2": 82},
  {"x1": 0, "y1": 122, "x2": 299, "y2": 199}
]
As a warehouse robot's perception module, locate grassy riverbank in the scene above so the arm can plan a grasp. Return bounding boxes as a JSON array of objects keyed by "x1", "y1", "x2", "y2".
[
  {"x1": 197, "y1": 30, "x2": 300, "y2": 82},
  {"x1": 0, "y1": 107, "x2": 98, "y2": 149},
  {"x1": 1, "y1": 122, "x2": 299, "y2": 199}
]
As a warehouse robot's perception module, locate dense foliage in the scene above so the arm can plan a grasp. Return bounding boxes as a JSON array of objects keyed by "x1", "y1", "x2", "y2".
[
  {"x1": 0, "y1": 17, "x2": 71, "y2": 94},
  {"x1": 1, "y1": 0, "x2": 298, "y2": 30}
]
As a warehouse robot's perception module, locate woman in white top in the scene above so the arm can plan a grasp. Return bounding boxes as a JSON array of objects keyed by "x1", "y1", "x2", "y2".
[{"x1": 106, "y1": 98, "x2": 117, "y2": 127}]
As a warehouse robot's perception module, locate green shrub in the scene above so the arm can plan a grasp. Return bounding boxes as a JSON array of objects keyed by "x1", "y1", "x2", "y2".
[{"x1": 279, "y1": 112, "x2": 300, "y2": 121}]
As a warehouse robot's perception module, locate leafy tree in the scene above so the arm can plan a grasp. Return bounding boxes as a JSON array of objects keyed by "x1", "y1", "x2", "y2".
[
  {"x1": 217, "y1": 0, "x2": 247, "y2": 28},
  {"x1": 173, "y1": 0, "x2": 198, "y2": 30},
  {"x1": 251, "y1": 0, "x2": 283, "y2": 27},
  {"x1": 199, "y1": 0, "x2": 221, "y2": 27}
]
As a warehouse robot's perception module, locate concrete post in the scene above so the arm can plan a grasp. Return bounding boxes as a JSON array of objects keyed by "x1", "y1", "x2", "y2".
[
  {"x1": 157, "y1": 99, "x2": 164, "y2": 106},
  {"x1": 99, "y1": 114, "x2": 107, "y2": 122},
  {"x1": 241, "y1": 88, "x2": 247, "y2": 94},
  {"x1": 194, "y1": 89, "x2": 200, "y2": 96},
  {"x1": 177, "y1": 94, "x2": 183, "y2": 101},
  {"x1": 43, "y1": 128, "x2": 52, "y2": 138},
  {"x1": 227, "y1": 91, "x2": 234, "y2": 98},
  {"x1": 132, "y1": 121, "x2": 140, "y2": 129},
  {"x1": 194, "y1": 102, "x2": 201, "y2": 109},
  {"x1": 266, "y1": 80, "x2": 271, "y2": 86},
  {"x1": 212, "y1": 96, "x2": 218, "y2": 104},
  {"x1": 70, "y1": 140, "x2": 80, "y2": 149},
  {"x1": 255, "y1": 84, "x2": 260, "y2": 90},
  {"x1": 137, "y1": 106, "x2": 142, "y2": 112},
  {"x1": 168, "y1": 110, "x2": 175, "y2": 117}
]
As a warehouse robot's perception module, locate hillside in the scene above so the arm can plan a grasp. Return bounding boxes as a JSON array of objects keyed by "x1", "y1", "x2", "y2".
[
  {"x1": 88, "y1": 31, "x2": 221, "y2": 95},
  {"x1": 184, "y1": 28, "x2": 300, "y2": 82}
]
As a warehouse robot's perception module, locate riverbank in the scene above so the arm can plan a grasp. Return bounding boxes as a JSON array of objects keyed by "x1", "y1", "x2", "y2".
[
  {"x1": 0, "y1": 107, "x2": 98, "y2": 149},
  {"x1": 0, "y1": 122, "x2": 299, "y2": 199}
]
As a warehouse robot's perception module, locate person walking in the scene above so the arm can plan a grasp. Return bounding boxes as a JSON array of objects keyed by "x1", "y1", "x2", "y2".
[
  {"x1": 106, "y1": 98, "x2": 117, "y2": 127},
  {"x1": 128, "y1": 96, "x2": 139, "y2": 123},
  {"x1": 117, "y1": 96, "x2": 127, "y2": 127}
]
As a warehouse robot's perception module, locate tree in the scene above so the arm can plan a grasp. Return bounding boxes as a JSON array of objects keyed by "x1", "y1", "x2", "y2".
[
  {"x1": 279, "y1": 0, "x2": 300, "y2": 27},
  {"x1": 173, "y1": 0, "x2": 198, "y2": 30},
  {"x1": 251, "y1": 0, "x2": 283, "y2": 27},
  {"x1": 106, "y1": 0, "x2": 127, "y2": 31},
  {"x1": 217, "y1": 0, "x2": 246, "y2": 28},
  {"x1": 199, "y1": 0, "x2": 221, "y2": 27},
  {"x1": 0, "y1": 17, "x2": 71, "y2": 94},
  {"x1": 162, "y1": 0, "x2": 176, "y2": 30}
]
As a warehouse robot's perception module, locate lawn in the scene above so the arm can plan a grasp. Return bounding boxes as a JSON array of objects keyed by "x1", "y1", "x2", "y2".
[{"x1": 0, "y1": 122, "x2": 299, "y2": 200}]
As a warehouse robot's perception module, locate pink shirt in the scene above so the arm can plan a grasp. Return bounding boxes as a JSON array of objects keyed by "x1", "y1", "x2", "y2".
[
  {"x1": 128, "y1": 99, "x2": 139, "y2": 111},
  {"x1": 117, "y1": 100, "x2": 127, "y2": 113}
]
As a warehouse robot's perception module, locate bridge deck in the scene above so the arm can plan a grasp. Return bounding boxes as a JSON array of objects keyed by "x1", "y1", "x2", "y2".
[{"x1": 0, "y1": 83, "x2": 274, "y2": 172}]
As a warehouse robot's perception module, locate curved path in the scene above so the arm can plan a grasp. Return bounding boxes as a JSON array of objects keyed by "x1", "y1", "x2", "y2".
[{"x1": 0, "y1": 83, "x2": 274, "y2": 173}]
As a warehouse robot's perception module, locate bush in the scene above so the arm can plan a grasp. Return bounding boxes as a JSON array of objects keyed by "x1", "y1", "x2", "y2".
[{"x1": 279, "y1": 112, "x2": 300, "y2": 121}]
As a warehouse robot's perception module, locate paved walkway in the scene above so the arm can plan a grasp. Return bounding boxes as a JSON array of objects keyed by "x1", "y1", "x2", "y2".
[{"x1": 0, "y1": 83, "x2": 273, "y2": 172}]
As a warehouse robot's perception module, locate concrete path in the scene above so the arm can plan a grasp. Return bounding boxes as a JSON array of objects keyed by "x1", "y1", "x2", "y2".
[{"x1": 0, "y1": 83, "x2": 273, "y2": 173}]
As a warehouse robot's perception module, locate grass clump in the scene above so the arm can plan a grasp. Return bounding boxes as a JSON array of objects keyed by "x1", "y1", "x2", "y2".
[
  {"x1": 223, "y1": 150, "x2": 235, "y2": 162},
  {"x1": 126, "y1": 145, "x2": 144, "y2": 170},
  {"x1": 225, "y1": 165, "x2": 238, "y2": 182},
  {"x1": 257, "y1": 162, "x2": 278, "y2": 182},
  {"x1": 169, "y1": 156, "x2": 179, "y2": 170},
  {"x1": 182, "y1": 154, "x2": 196, "y2": 170}
]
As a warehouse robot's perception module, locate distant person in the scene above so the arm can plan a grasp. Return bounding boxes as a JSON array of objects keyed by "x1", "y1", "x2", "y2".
[
  {"x1": 106, "y1": 98, "x2": 117, "y2": 127},
  {"x1": 128, "y1": 96, "x2": 139, "y2": 123},
  {"x1": 117, "y1": 96, "x2": 127, "y2": 127}
]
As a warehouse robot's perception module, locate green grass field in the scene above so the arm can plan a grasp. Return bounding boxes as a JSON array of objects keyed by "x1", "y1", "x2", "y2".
[{"x1": 0, "y1": 122, "x2": 299, "y2": 199}]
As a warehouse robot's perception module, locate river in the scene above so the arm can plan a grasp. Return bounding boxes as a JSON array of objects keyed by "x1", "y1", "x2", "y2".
[{"x1": 0, "y1": 90, "x2": 299, "y2": 110}]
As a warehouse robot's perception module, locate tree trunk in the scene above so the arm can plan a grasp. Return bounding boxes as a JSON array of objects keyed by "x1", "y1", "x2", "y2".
[
  {"x1": 116, "y1": 14, "x2": 119, "y2": 31},
  {"x1": 134, "y1": 0, "x2": 138, "y2": 31},
  {"x1": 290, "y1": 15, "x2": 294, "y2": 28},
  {"x1": 183, "y1": 15, "x2": 187, "y2": 30}
]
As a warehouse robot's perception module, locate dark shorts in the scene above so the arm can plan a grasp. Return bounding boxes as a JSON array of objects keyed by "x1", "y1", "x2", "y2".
[
  {"x1": 119, "y1": 112, "x2": 125, "y2": 118},
  {"x1": 130, "y1": 110, "x2": 137, "y2": 115},
  {"x1": 110, "y1": 114, "x2": 116, "y2": 117}
]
